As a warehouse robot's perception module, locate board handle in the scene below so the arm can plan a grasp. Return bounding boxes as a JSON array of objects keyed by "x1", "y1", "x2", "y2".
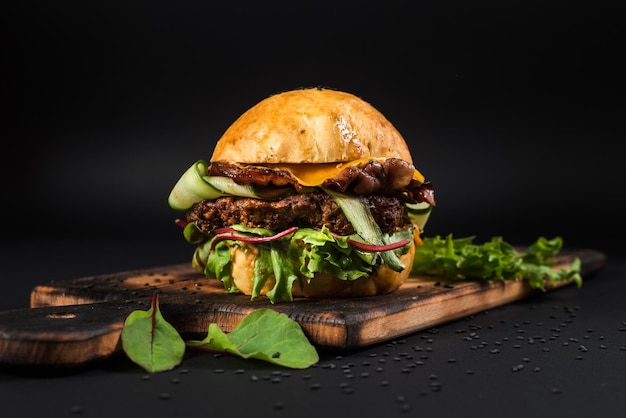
[{"x1": 0, "y1": 302, "x2": 137, "y2": 368}]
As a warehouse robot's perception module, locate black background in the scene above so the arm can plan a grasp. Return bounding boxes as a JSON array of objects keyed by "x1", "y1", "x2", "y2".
[
  {"x1": 2, "y1": 0, "x2": 624, "y2": 277},
  {"x1": 1, "y1": 3, "x2": 625, "y2": 417}
]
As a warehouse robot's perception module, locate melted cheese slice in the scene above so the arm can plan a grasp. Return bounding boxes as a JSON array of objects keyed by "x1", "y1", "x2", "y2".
[{"x1": 270, "y1": 158, "x2": 425, "y2": 187}]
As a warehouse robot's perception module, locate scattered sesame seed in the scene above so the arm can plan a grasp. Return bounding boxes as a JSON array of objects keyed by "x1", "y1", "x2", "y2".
[
  {"x1": 512, "y1": 364, "x2": 524, "y2": 372},
  {"x1": 69, "y1": 406, "x2": 84, "y2": 414}
]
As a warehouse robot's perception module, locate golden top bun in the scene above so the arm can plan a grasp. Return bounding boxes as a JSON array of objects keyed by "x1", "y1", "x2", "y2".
[
  {"x1": 211, "y1": 88, "x2": 413, "y2": 164},
  {"x1": 229, "y1": 242, "x2": 415, "y2": 299}
]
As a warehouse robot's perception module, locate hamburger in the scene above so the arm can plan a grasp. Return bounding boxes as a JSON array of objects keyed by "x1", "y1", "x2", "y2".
[{"x1": 168, "y1": 87, "x2": 435, "y2": 303}]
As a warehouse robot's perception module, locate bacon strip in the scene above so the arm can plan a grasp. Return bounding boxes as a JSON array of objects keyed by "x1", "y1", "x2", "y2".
[{"x1": 209, "y1": 159, "x2": 434, "y2": 204}]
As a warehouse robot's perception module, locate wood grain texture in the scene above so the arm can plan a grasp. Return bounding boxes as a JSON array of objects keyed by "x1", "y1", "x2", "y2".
[
  {"x1": 0, "y1": 249, "x2": 606, "y2": 368},
  {"x1": 0, "y1": 303, "x2": 135, "y2": 367}
]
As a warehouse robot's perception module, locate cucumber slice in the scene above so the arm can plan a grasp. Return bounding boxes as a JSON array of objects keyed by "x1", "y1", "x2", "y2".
[
  {"x1": 168, "y1": 161, "x2": 269, "y2": 210},
  {"x1": 203, "y1": 176, "x2": 258, "y2": 198},
  {"x1": 406, "y1": 202, "x2": 432, "y2": 214},
  {"x1": 168, "y1": 161, "x2": 223, "y2": 210},
  {"x1": 323, "y1": 188, "x2": 406, "y2": 272},
  {"x1": 406, "y1": 202, "x2": 432, "y2": 232}
]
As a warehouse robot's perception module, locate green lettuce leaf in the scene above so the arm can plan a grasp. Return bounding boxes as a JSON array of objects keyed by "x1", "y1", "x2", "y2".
[
  {"x1": 191, "y1": 225, "x2": 413, "y2": 303},
  {"x1": 186, "y1": 309, "x2": 319, "y2": 369},
  {"x1": 265, "y1": 241, "x2": 300, "y2": 302},
  {"x1": 205, "y1": 240, "x2": 239, "y2": 293},
  {"x1": 121, "y1": 294, "x2": 186, "y2": 373},
  {"x1": 411, "y1": 234, "x2": 582, "y2": 290}
]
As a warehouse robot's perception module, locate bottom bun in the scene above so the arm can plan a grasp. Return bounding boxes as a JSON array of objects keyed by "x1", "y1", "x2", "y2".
[{"x1": 229, "y1": 243, "x2": 415, "y2": 299}]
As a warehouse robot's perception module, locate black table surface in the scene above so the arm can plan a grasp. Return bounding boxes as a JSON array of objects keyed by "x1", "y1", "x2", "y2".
[{"x1": 0, "y1": 238, "x2": 623, "y2": 418}]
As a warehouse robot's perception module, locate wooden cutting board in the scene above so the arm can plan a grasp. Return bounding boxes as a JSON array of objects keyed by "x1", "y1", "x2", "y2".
[{"x1": 0, "y1": 249, "x2": 606, "y2": 368}]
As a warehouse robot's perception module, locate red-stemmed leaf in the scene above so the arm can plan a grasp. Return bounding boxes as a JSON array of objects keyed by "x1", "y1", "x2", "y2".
[{"x1": 121, "y1": 293, "x2": 186, "y2": 373}]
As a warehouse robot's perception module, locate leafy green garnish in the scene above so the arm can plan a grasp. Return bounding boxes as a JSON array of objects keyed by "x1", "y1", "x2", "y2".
[
  {"x1": 121, "y1": 293, "x2": 186, "y2": 373},
  {"x1": 198, "y1": 225, "x2": 413, "y2": 303},
  {"x1": 121, "y1": 300, "x2": 319, "y2": 372},
  {"x1": 186, "y1": 309, "x2": 319, "y2": 369},
  {"x1": 411, "y1": 234, "x2": 582, "y2": 290}
]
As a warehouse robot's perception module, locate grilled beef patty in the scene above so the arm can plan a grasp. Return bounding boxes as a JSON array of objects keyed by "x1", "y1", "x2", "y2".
[{"x1": 187, "y1": 192, "x2": 410, "y2": 236}]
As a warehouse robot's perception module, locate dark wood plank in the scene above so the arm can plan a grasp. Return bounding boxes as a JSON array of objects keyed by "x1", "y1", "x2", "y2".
[
  {"x1": 0, "y1": 249, "x2": 606, "y2": 367},
  {"x1": 0, "y1": 302, "x2": 136, "y2": 367}
]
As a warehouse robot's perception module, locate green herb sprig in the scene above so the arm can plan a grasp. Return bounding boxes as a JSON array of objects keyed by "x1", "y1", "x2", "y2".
[{"x1": 411, "y1": 234, "x2": 582, "y2": 290}]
